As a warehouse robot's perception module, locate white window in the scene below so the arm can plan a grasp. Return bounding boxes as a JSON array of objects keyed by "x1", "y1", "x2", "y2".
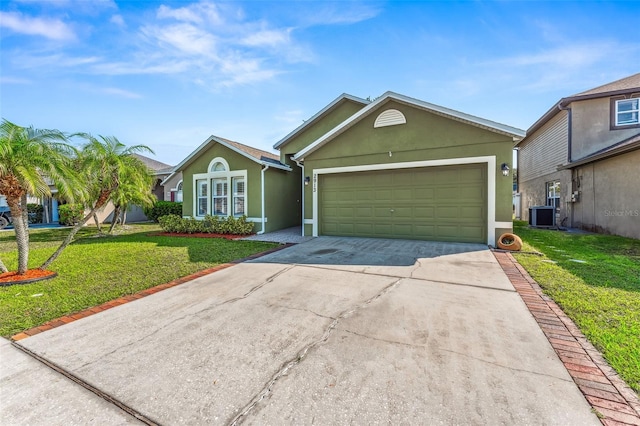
[
  {"x1": 232, "y1": 177, "x2": 245, "y2": 216},
  {"x1": 615, "y1": 99, "x2": 639, "y2": 126},
  {"x1": 212, "y1": 179, "x2": 228, "y2": 215},
  {"x1": 176, "y1": 181, "x2": 183, "y2": 203},
  {"x1": 546, "y1": 181, "x2": 561, "y2": 211},
  {"x1": 211, "y1": 162, "x2": 227, "y2": 172},
  {"x1": 196, "y1": 180, "x2": 208, "y2": 216}
]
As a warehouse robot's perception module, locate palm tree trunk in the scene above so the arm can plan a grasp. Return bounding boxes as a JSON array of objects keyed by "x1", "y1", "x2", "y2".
[
  {"x1": 93, "y1": 212, "x2": 102, "y2": 233},
  {"x1": 0, "y1": 257, "x2": 8, "y2": 274},
  {"x1": 108, "y1": 205, "x2": 121, "y2": 234},
  {"x1": 40, "y1": 192, "x2": 111, "y2": 270},
  {"x1": 7, "y1": 197, "x2": 29, "y2": 274}
]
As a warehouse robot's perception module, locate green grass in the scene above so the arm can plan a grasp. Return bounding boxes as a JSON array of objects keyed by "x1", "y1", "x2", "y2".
[
  {"x1": 0, "y1": 223, "x2": 278, "y2": 337},
  {"x1": 512, "y1": 221, "x2": 640, "y2": 394}
]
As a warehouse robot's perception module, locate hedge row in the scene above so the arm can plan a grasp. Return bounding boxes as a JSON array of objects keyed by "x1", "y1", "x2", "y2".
[
  {"x1": 144, "y1": 201, "x2": 183, "y2": 222},
  {"x1": 158, "y1": 214, "x2": 254, "y2": 235}
]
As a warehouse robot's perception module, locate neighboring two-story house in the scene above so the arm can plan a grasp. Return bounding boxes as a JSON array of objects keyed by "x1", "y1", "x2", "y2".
[{"x1": 516, "y1": 73, "x2": 640, "y2": 239}]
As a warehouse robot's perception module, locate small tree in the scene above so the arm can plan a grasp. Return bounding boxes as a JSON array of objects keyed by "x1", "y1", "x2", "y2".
[
  {"x1": 0, "y1": 119, "x2": 77, "y2": 274},
  {"x1": 41, "y1": 135, "x2": 154, "y2": 269}
]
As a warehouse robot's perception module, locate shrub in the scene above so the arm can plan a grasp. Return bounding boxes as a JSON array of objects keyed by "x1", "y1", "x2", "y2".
[
  {"x1": 144, "y1": 201, "x2": 183, "y2": 222},
  {"x1": 158, "y1": 214, "x2": 254, "y2": 235},
  {"x1": 27, "y1": 203, "x2": 44, "y2": 224},
  {"x1": 58, "y1": 204, "x2": 84, "y2": 226}
]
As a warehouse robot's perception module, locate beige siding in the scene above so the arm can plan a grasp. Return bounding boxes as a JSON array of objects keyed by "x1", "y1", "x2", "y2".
[
  {"x1": 571, "y1": 97, "x2": 640, "y2": 160},
  {"x1": 519, "y1": 111, "x2": 568, "y2": 182}
]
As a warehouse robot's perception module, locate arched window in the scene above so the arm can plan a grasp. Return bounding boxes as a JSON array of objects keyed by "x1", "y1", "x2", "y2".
[
  {"x1": 176, "y1": 180, "x2": 183, "y2": 202},
  {"x1": 208, "y1": 157, "x2": 229, "y2": 173}
]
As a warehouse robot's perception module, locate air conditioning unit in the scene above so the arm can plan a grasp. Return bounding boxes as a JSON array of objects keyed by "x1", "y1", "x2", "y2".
[{"x1": 529, "y1": 206, "x2": 556, "y2": 227}]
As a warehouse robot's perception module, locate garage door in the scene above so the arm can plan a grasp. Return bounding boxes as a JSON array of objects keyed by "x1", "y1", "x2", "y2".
[{"x1": 319, "y1": 164, "x2": 487, "y2": 243}]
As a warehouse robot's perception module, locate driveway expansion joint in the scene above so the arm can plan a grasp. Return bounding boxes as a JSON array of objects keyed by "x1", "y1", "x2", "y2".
[
  {"x1": 10, "y1": 244, "x2": 293, "y2": 342},
  {"x1": 11, "y1": 341, "x2": 160, "y2": 426},
  {"x1": 493, "y1": 250, "x2": 640, "y2": 425},
  {"x1": 227, "y1": 277, "x2": 403, "y2": 426}
]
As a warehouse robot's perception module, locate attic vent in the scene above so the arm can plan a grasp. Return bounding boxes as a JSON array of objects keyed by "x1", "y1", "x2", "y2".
[{"x1": 374, "y1": 109, "x2": 406, "y2": 128}]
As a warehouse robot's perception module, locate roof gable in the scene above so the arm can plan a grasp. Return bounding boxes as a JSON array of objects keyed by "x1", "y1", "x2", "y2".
[
  {"x1": 293, "y1": 91, "x2": 525, "y2": 161},
  {"x1": 273, "y1": 93, "x2": 369, "y2": 151},
  {"x1": 132, "y1": 154, "x2": 173, "y2": 174},
  {"x1": 519, "y1": 73, "x2": 640, "y2": 143},
  {"x1": 169, "y1": 135, "x2": 290, "y2": 177}
]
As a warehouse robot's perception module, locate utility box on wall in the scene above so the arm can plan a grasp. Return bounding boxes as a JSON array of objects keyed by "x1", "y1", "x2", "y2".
[{"x1": 529, "y1": 206, "x2": 555, "y2": 227}]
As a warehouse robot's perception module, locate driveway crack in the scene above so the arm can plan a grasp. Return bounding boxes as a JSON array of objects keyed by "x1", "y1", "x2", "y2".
[
  {"x1": 226, "y1": 277, "x2": 403, "y2": 426},
  {"x1": 76, "y1": 265, "x2": 296, "y2": 370}
]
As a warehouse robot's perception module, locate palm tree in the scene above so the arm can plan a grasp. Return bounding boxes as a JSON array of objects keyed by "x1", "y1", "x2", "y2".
[
  {"x1": 41, "y1": 135, "x2": 154, "y2": 268},
  {"x1": 0, "y1": 119, "x2": 77, "y2": 274},
  {"x1": 107, "y1": 160, "x2": 157, "y2": 233}
]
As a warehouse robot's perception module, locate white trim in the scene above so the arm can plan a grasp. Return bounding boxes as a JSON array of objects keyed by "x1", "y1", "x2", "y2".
[
  {"x1": 246, "y1": 217, "x2": 266, "y2": 223},
  {"x1": 192, "y1": 165, "x2": 247, "y2": 218},
  {"x1": 257, "y1": 165, "x2": 269, "y2": 234},
  {"x1": 293, "y1": 92, "x2": 525, "y2": 161},
  {"x1": 311, "y1": 156, "x2": 500, "y2": 246},
  {"x1": 303, "y1": 219, "x2": 314, "y2": 225},
  {"x1": 273, "y1": 94, "x2": 370, "y2": 150},
  {"x1": 374, "y1": 109, "x2": 406, "y2": 128},
  {"x1": 615, "y1": 98, "x2": 639, "y2": 126},
  {"x1": 173, "y1": 135, "x2": 291, "y2": 174},
  {"x1": 494, "y1": 221, "x2": 513, "y2": 229},
  {"x1": 208, "y1": 157, "x2": 229, "y2": 172}
]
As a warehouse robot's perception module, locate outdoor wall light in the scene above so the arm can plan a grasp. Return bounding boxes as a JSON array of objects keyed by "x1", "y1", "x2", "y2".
[
  {"x1": 501, "y1": 163, "x2": 510, "y2": 177},
  {"x1": 304, "y1": 176, "x2": 311, "y2": 186}
]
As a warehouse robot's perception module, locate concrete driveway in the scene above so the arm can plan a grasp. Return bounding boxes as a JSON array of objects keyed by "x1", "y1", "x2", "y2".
[{"x1": 6, "y1": 237, "x2": 598, "y2": 425}]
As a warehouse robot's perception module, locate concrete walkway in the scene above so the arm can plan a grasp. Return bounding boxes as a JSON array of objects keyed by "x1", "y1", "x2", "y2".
[
  {"x1": 240, "y1": 226, "x2": 312, "y2": 244},
  {"x1": 3, "y1": 238, "x2": 599, "y2": 425}
]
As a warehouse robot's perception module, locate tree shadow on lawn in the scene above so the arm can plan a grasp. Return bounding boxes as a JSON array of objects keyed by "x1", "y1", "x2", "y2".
[
  {"x1": 515, "y1": 225, "x2": 640, "y2": 293},
  {"x1": 68, "y1": 230, "x2": 278, "y2": 264}
]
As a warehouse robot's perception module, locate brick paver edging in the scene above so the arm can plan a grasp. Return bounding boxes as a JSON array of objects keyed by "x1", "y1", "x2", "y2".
[
  {"x1": 11, "y1": 243, "x2": 295, "y2": 342},
  {"x1": 493, "y1": 250, "x2": 640, "y2": 426}
]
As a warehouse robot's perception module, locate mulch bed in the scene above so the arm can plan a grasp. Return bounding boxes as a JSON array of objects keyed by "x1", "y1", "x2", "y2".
[
  {"x1": 149, "y1": 232, "x2": 252, "y2": 240},
  {"x1": 0, "y1": 269, "x2": 58, "y2": 286}
]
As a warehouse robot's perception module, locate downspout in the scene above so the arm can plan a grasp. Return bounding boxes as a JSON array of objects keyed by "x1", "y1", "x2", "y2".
[
  {"x1": 559, "y1": 102, "x2": 572, "y2": 226},
  {"x1": 257, "y1": 164, "x2": 270, "y2": 234},
  {"x1": 294, "y1": 159, "x2": 304, "y2": 236}
]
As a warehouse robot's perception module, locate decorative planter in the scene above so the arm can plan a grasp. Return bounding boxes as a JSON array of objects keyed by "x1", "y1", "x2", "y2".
[{"x1": 497, "y1": 233, "x2": 523, "y2": 251}]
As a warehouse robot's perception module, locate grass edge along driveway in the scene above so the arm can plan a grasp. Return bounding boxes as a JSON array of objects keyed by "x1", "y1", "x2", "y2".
[
  {"x1": 0, "y1": 223, "x2": 277, "y2": 337},
  {"x1": 511, "y1": 221, "x2": 639, "y2": 395}
]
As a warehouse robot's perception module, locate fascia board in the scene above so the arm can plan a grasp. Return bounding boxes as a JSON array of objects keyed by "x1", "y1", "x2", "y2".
[
  {"x1": 273, "y1": 93, "x2": 370, "y2": 150},
  {"x1": 294, "y1": 91, "x2": 525, "y2": 161}
]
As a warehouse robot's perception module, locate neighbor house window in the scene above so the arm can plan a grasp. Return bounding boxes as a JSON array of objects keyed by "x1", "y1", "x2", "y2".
[
  {"x1": 232, "y1": 177, "x2": 245, "y2": 216},
  {"x1": 196, "y1": 180, "x2": 207, "y2": 216},
  {"x1": 212, "y1": 178, "x2": 228, "y2": 215},
  {"x1": 176, "y1": 181, "x2": 183, "y2": 203},
  {"x1": 546, "y1": 181, "x2": 561, "y2": 211},
  {"x1": 615, "y1": 98, "x2": 639, "y2": 126}
]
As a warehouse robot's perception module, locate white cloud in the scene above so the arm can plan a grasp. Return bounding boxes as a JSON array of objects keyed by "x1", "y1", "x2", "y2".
[
  {"x1": 110, "y1": 14, "x2": 125, "y2": 27},
  {"x1": 241, "y1": 29, "x2": 291, "y2": 47},
  {"x1": 157, "y1": 2, "x2": 223, "y2": 25},
  {"x1": 100, "y1": 87, "x2": 142, "y2": 99},
  {"x1": 142, "y1": 23, "x2": 217, "y2": 57},
  {"x1": 0, "y1": 11, "x2": 75, "y2": 40},
  {"x1": 0, "y1": 76, "x2": 32, "y2": 85}
]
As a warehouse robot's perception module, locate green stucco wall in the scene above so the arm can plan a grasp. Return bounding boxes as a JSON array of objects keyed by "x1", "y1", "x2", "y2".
[
  {"x1": 182, "y1": 143, "x2": 264, "y2": 232},
  {"x1": 264, "y1": 165, "x2": 301, "y2": 232},
  {"x1": 301, "y1": 100, "x2": 514, "y2": 238},
  {"x1": 279, "y1": 99, "x2": 367, "y2": 164}
]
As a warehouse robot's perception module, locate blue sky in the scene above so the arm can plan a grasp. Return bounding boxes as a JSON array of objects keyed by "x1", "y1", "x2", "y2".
[{"x1": 1, "y1": 0, "x2": 638, "y2": 165}]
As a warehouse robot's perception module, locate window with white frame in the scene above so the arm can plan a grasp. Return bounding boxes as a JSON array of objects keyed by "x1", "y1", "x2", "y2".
[
  {"x1": 546, "y1": 181, "x2": 561, "y2": 211},
  {"x1": 615, "y1": 99, "x2": 639, "y2": 126},
  {"x1": 176, "y1": 181, "x2": 183, "y2": 202},
  {"x1": 212, "y1": 179, "x2": 228, "y2": 215},
  {"x1": 196, "y1": 180, "x2": 207, "y2": 216},
  {"x1": 232, "y1": 177, "x2": 245, "y2": 216},
  {"x1": 210, "y1": 161, "x2": 227, "y2": 172}
]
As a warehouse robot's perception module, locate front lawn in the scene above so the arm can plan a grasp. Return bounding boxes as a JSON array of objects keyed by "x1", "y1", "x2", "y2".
[
  {"x1": 512, "y1": 221, "x2": 640, "y2": 394},
  {"x1": 0, "y1": 223, "x2": 277, "y2": 337}
]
